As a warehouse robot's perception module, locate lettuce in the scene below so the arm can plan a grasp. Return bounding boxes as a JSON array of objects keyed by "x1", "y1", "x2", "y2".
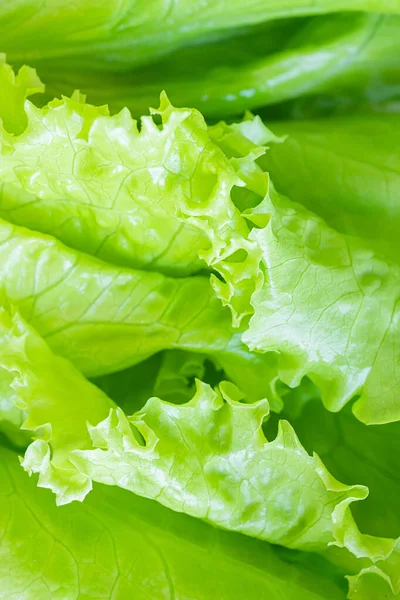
[
  {"x1": 0, "y1": 93, "x2": 234, "y2": 275},
  {"x1": 36, "y1": 13, "x2": 400, "y2": 120},
  {"x1": 0, "y1": 307, "x2": 367, "y2": 550},
  {"x1": 0, "y1": 90, "x2": 270, "y2": 327},
  {"x1": 243, "y1": 190, "x2": 400, "y2": 425},
  {"x1": 0, "y1": 54, "x2": 43, "y2": 134},
  {"x1": 0, "y1": 300, "x2": 399, "y2": 597},
  {"x1": 272, "y1": 382, "x2": 400, "y2": 539},
  {"x1": 262, "y1": 114, "x2": 400, "y2": 262},
  {"x1": 0, "y1": 11, "x2": 399, "y2": 596},
  {"x1": 2, "y1": 0, "x2": 399, "y2": 73},
  {"x1": 0, "y1": 446, "x2": 351, "y2": 600}
]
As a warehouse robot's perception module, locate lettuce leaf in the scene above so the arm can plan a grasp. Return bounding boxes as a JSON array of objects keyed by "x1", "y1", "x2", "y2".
[
  {"x1": 0, "y1": 306, "x2": 396, "y2": 597},
  {"x1": 0, "y1": 54, "x2": 43, "y2": 134},
  {"x1": 0, "y1": 307, "x2": 115, "y2": 502},
  {"x1": 0, "y1": 446, "x2": 351, "y2": 600},
  {"x1": 264, "y1": 380, "x2": 400, "y2": 598},
  {"x1": 243, "y1": 189, "x2": 400, "y2": 425},
  {"x1": 0, "y1": 308, "x2": 374, "y2": 552},
  {"x1": 0, "y1": 48, "x2": 399, "y2": 600},
  {"x1": 0, "y1": 218, "x2": 276, "y2": 403},
  {"x1": 272, "y1": 383, "x2": 400, "y2": 539},
  {"x1": 3, "y1": 307, "x2": 366, "y2": 550},
  {"x1": 270, "y1": 14, "x2": 400, "y2": 119},
  {"x1": 0, "y1": 306, "x2": 367, "y2": 549},
  {"x1": 209, "y1": 113, "x2": 400, "y2": 427},
  {"x1": 263, "y1": 114, "x2": 400, "y2": 263},
  {"x1": 37, "y1": 13, "x2": 400, "y2": 120},
  {"x1": 0, "y1": 92, "x2": 237, "y2": 275},
  {"x1": 0, "y1": 85, "x2": 266, "y2": 324},
  {"x1": 2, "y1": 1, "x2": 399, "y2": 73}
]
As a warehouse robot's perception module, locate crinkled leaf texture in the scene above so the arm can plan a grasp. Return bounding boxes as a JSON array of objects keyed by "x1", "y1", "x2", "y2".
[
  {"x1": 0, "y1": 92, "x2": 232, "y2": 275},
  {"x1": 0, "y1": 56, "x2": 399, "y2": 600},
  {"x1": 0, "y1": 308, "x2": 114, "y2": 503},
  {"x1": 220, "y1": 110, "x2": 400, "y2": 427},
  {"x1": 0, "y1": 446, "x2": 351, "y2": 600},
  {"x1": 0, "y1": 307, "x2": 397, "y2": 597},
  {"x1": 0, "y1": 310, "x2": 370, "y2": 546},
  {"x1": 242, "y1": 189, "x2": 400, "y2": 425},
  {"x1": 0, "y1": 215, "x2": 276, "y2": 404},
  {"x1": 0, "y1": 84, "x2": 265, "y2": 324}
]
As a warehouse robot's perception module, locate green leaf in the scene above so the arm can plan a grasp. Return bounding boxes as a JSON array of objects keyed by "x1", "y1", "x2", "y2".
[
  {"x1": 243, "y1": 189, "x2": 400, "y2": 425},
  {"x1": 262, "y1": 15, "x2": 400, "y2": 119},
  {"x1": 0, "y1": 54, "x2": 43, "y2": 134},
  {"x1": 37, "y1": 13, "x2": 394, "y2": 120},
  {"x1": 347, "y1": 547, "x2": 400, "y2": 599},
  {"x1": 0, "y1": 294, "x2": 397, "y2": 596},
  {"x1": 0, "y1": 308, "x2": 114, "y2": 502},
  {"x1": 69, "y1": 380, "x2": 371, "y2": 552},
  {"x1": 270, "y1": 382, "x2": 400, "y2": 598},
  {"x1": 0, "y1": 92, "x2": 238, "y2": 276},
  {"x1": 3, "y1": 0, "x2": 400, "y2": 75},
  {"x1": 263, "y1": 114, "x2": 400, "y2": 264},
  {"x1": 16, "y1": 353, "x2": 400, "y2": 596},
  {"x1": 14, "y1": 343, "x2": 373, "y2": 556},
  {"x1": 271, "y1": 381, "x2": 400, "y2": 539},
  {"x1": 0, "y1": 308, "x2": 370, "y2": 556},
  {"x1": 0, "y1": 82, "x2": 266, "y2": 325},
  {"x1": 0, "y1": 218, "x2": 276, "y2": 402},
  {"x1": 0, "y1": 446, "x2": 349, "y2": 600}
]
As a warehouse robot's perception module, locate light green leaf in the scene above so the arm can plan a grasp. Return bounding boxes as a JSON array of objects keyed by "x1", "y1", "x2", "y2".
[
  {"x1": 347, "y1": 546, "x2": 400, "y2": 599},
  {"x1": 0, "y1": 446, "x2": 349, "y2": 600},
  {"x1": 0, "y1": 308, "x2": 114, "y2": 502},
  {"x1": 243, "y1": 190, "x2": 400, "y2": 424},
  {"x1": 0, "y1": 302, "x2": 397, "y2": 596},
  {"x1": 0, "y1": 81, "x2": 266, "y2": 324},
  {"x1": 0, "y1": 54, "x2": 43, "y2": 135},
  {"x1": 0, "y1": 92, "x2": 237, "y2": 276},
  {"x1": 270, "y1": 381, "x2": 400, "y2": 598},
  {"x1": 270, "y1": 383, "x2": 400, "y2": 539},
  {"x1": 0, "y1": 218, "x2": 276, "y2": 400},
  {"x1": 0, "y1": 307, "x2": 369, "y2": 554},
  {"x1": 69, "y1": 380, "x2": 369, "y2": 552}
]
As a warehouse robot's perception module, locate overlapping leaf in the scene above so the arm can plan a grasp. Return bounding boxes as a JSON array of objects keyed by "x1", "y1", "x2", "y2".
[{"x1": 243, "y1": 190, "x2": 400, "y2": 424}]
